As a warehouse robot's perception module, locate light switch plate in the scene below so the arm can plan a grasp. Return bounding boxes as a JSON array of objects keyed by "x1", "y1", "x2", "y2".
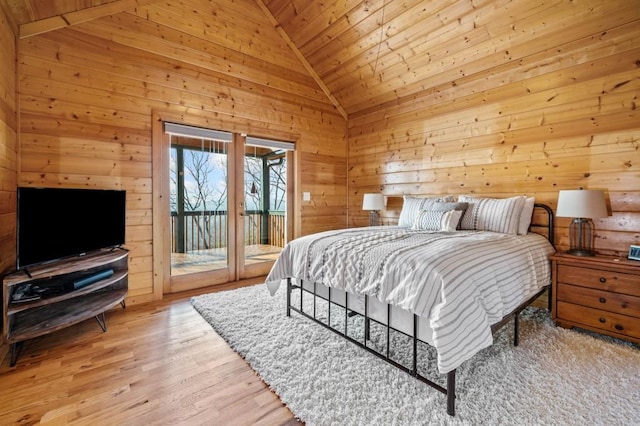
[{"x1": 302, "y1": 192, "x2": 311, "y2": 201}]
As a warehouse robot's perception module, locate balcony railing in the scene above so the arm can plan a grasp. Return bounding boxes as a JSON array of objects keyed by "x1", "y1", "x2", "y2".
[{"x1": 171, "y1": 210, "x2": 285, "y2": 253}]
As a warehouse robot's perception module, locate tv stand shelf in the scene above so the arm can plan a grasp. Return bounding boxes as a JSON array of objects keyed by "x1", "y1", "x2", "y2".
[
  {"x1": 7, "y1": 270, "x2": 128, "y2": 315},
  {"x1": 2, "y1": 249, "x2": 128, "y2": 367}
]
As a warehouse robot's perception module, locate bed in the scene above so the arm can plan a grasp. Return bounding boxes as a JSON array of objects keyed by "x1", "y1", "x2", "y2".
[{"x1": 265, "y1": 195, "x2": 556, "y2": 416}]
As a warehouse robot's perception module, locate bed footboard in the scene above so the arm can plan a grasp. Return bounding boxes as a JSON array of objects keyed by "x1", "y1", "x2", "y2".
[
  {"x1": 286, "y1": 277, "x2": 460, "y2": 415},
  {"x1": 286, "y1": 277, "x2": 549, "y2": 417}
]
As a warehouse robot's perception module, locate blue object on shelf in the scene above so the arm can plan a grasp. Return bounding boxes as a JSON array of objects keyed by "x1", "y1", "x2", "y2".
[{"x1": 73, "y1": 269, "x2": 114, "y2": 290}]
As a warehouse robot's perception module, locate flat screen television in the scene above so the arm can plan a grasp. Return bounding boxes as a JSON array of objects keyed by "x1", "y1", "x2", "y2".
[{"x1": 17, "y1": 187, "x2": 126, "y2": 270}]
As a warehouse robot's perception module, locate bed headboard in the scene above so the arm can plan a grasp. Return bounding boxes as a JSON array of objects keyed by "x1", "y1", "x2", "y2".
[{"x1": 530, "y1": 204, "x2": 554, "y2": 245}]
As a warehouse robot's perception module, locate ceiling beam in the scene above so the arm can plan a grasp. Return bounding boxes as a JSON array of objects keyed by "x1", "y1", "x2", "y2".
[
  {"x1": 19, "y1": 0, "x2": 160, "y2": 39},
  {"x1": 254, "y1": 0, "x2": 348, "y2": 121}
]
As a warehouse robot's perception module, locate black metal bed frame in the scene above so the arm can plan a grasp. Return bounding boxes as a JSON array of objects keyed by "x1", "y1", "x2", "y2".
[{"x1": 284, "y1": 204, "x2": 554, "y2": 417}]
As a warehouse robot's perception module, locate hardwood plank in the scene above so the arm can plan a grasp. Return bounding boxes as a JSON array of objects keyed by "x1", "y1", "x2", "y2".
[
  {"x1": 134, "y1": 0, "x2": 299, "y2": 68},
  {"x1": 277, "y1": 0, "x2": 363, "y2": 50},
  {"x1": 0, "y1": 123, "x2": 17, "y2": 166},
  {"x1": 351, "y1": 108, "x2": 639, "y2": 166},
  {"x1": 310, "y1": 0, "x2": 482, "y2": 77},
  {"x1": 18, "y1": 173, "x2": 151, "y2": 192},
  {"x1": 20, "y1": 32, "x2": 341, "y2": 119},
  {"x1": 0, "y1": 279, "x2": 299, "y2": 425},
  {"x1": 255, "y1": 0, "x2": 348, "y2": 119},
  {"x1": 20, "y1": 60, "x2": 342, "y2": 137},
  {"x1": 348, "y1": 130, "x2": 640, "y2": 176},
  {"x1": 347, "y1": 7, "x2": 640, "y2": 114},
  {"x1": 62, "y1": 0, "x2": 162, "y2": 26},
  {"x1": 20, "y1": 152, "x2": 152, "y2": 179},
  {"x1": 19, "y1": 15, "x2": 66, "y2": 38},
  {"x1": 336, "y1": 1, "x2": 640, "y2": 111},
  {"x1": 20, "y1": 133, "x2": 152, "y2": 163},
  {"x1": 292, "y1": 0, "x2": 384, "y2": 56},
  {"x1": 78, "y1": 13, "x2": 326, "y2": 103},
  {"x1": 19, "y1": 94, "x2": 151, "y2": 131},
  {"x1": 18, "y1": 0, "x2": 162, "y2": 38},
  {"x1": 353, "y1": 57, "x2": 639, "y2": 137},
  {"x1": 19, "y1": 113, "x2": 151, "y2": 146}
]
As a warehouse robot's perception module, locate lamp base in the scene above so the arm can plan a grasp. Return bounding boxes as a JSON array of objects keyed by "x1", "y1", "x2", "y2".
[
  {"x1": 564, "y1": 248, "x2": 596, "y2": 256},
  {"x1": 567, "y1": 218, "x2": 596, "y2": 257},
  {"x1": 369, "y1": 211, "x2": 381, "y2": 226}
]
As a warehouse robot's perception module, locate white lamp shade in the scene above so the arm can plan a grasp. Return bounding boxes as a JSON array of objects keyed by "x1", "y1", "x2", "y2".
[
  {"x1": 362, "y1": 193, "x2": 385, "y2": 211},
  {"x1": 556, "y1": 189, "x2": 608, "y2": 218}
]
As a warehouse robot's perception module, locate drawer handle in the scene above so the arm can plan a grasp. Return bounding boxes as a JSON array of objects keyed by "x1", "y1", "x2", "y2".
[
  {"x1": 614, "y1": 324, "x2": 624, "y2": 331},
  {"x1": 599, "y1": 317, "x2": 606, "y2": 323},
  {"x1": 599, "y1": 277, "x2": 607, "y2": 283},
  {"x1": 599, "y1": 297, "x2": 606, "y2": 304}
]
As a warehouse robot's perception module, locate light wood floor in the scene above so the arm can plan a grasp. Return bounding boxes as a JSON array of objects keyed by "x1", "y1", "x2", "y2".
[{"x1": 0, "y1": 278, "x2": 300, "y2": 425}]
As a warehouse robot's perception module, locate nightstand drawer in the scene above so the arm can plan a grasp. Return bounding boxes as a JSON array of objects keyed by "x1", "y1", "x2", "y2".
[
  {"x1": 557, "y1": 301, "x2": 640, "y2": 340},
  {"x1": 557, "y1": 283, "x2": 640, "y2": 318},
  {"x1": 557, "y1": 265, "x2": 640, "y2": 296}
]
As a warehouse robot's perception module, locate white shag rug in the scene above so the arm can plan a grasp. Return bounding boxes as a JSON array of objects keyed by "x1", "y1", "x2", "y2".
[{"x1": 191, "y1": 284, "x2": 640, "y2": 426}]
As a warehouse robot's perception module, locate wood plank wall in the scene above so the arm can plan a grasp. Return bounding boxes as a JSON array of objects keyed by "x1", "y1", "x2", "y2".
[
  {"x1": 0, "y1": 3, "x2": 17, "y2": 363},
  {"x1": 348, "y1": 1, "x2": 640, "y2": 257},
  {"x1": 0, "y1": 5, "x2": 16, "y2": 276},
  {"x1": 16, "y1": 0, "x2": 347, "y2": 304}
]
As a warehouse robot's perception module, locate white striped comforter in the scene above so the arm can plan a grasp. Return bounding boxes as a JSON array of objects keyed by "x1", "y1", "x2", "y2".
[{"x1": 265, "y1": 227, "x2": 555, "y2": 374}]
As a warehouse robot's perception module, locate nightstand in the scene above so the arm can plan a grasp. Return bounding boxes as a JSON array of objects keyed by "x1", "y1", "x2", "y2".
[{"x1": 550, "y1": 253, "x2": 640, "y2": 344}]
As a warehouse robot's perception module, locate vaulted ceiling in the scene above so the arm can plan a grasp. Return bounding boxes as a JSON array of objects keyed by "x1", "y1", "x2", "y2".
[{"x1": 0, "y1": 0, "x2": 613, "y2": 118}]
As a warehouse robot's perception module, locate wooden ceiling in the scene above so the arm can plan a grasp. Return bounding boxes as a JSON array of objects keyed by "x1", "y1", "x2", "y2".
[
  {"x1": 262, "y1": 0, "x2": 474, "y2": 116},
  {"x1": 0, "y1": 0, "x2": 612, "y2": 117},
  {"x1": 2, "y1": 0, "x2": 125, "y2": 25}
]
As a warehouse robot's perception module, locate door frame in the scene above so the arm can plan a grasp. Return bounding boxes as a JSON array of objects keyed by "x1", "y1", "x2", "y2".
[{"x1": 152, "y1": 111, "x2": 297, "y2": 297}]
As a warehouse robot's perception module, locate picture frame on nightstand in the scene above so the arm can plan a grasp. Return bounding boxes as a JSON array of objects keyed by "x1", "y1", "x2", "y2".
[{"x1": 628, "y1": 245, "x2": 640, "y2": 261}]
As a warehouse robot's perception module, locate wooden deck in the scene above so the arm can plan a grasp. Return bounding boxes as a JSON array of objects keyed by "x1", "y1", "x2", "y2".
[{"x1": 171, "y1": 244, "x2": 283, "y2": 275}]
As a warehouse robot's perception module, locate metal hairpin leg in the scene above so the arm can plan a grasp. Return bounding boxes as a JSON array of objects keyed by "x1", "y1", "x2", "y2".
[
  {"x1": 9, "y1": 342, "x2": 23, "y2": 367},
  {"x1": 95, "y1": 312, "x2": 107, "y2": 332},
  {"x1": 447, "y1": 370, "x2": 456, "y2": 416},
  {"x1": 286, "y1": 278, "x2": 291, "y2": 317},
  {"x1": 412, "y1": 314, "x2": 418, "y2": 375}
]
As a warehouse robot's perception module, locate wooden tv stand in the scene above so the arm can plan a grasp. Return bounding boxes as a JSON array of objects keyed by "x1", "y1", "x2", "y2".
[{"x1": 2, "y1": 248, "x2": 128, "y2": 366}]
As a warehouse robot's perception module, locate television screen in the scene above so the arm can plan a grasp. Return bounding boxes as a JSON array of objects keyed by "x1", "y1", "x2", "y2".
[{"x1": 17, "y1": 187, "x2": 126, "y2": 270}]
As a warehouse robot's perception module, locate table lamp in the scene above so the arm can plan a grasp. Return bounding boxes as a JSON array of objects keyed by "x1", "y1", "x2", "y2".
[
  {"x1": 556, "y1": 189, "x2": 608, "y2": 256},
  {"x1": 362, "y1": 193, "x2": 385, "y2": 226}
]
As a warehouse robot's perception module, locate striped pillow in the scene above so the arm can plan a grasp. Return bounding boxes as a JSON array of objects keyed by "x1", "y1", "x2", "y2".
[
  {"x1": 398, "y1": 195, "x2": 455, "y2": 227},
  {"x1": 412, "y1": 209, "x2": 463, "y2": 232},
  {"x1": 458, "y1": 195, "x2": 526, "y2": 234},
  {"x1": 518, "y1": 197, "x2": 535, "y2": 235}
]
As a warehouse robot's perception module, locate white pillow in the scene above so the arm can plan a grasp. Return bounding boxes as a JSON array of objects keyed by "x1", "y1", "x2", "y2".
[
  {"x1": 518, "y1": 197, "x2": 535, "y2": 235},
  {"x1": 412, "y1": 209, "x2": 463, "y2": 232},
  {"x1": 398, "y1": 195, "x2": 455, "y2": 227},
  {"x1": 458, "y1": 195, "x2": 526, "y2": 235}
]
